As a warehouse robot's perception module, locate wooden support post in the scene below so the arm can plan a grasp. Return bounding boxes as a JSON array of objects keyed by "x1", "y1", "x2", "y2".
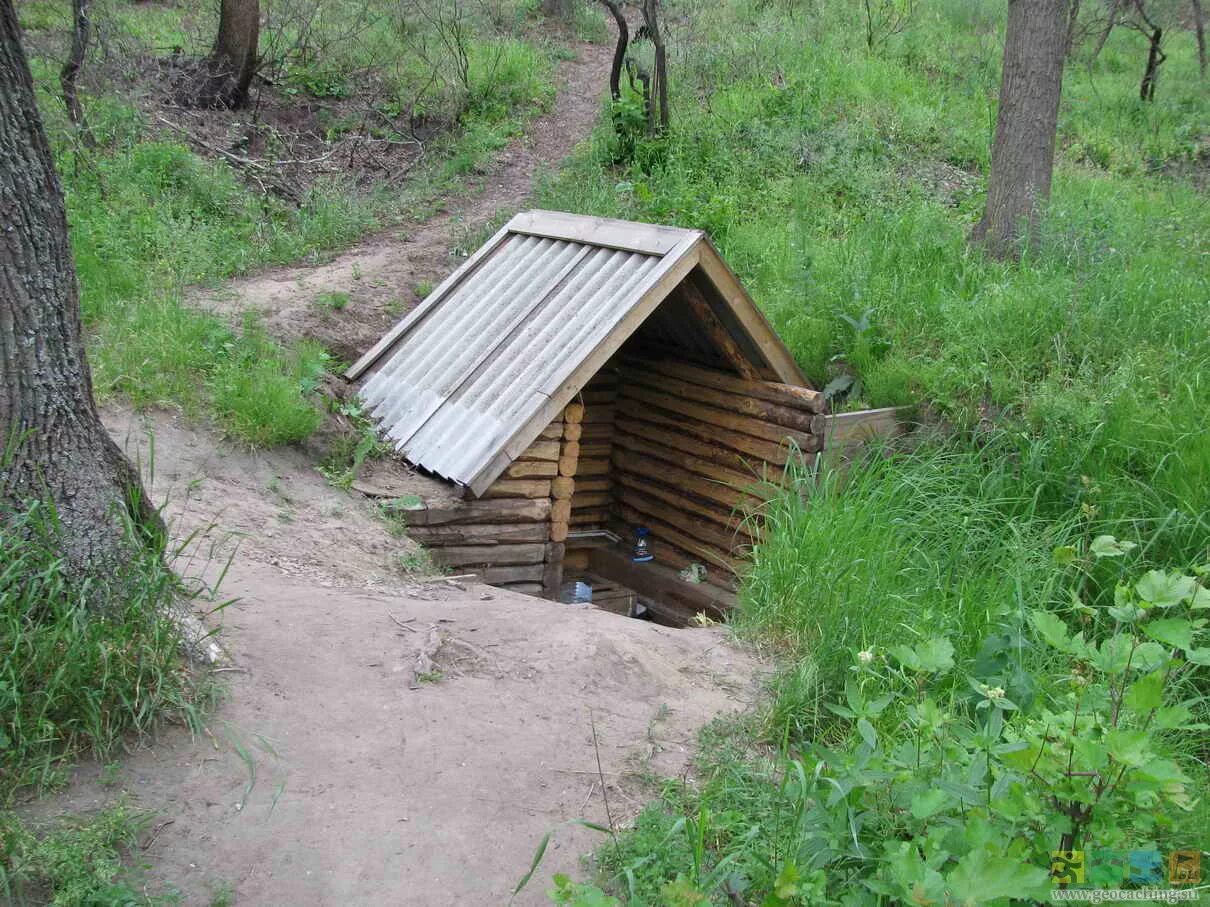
[{"x1": 542, "y1": 542, "x2": 565, "y2": 599}]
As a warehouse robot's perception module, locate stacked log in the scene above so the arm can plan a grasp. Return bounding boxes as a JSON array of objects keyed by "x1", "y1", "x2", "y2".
[
  {"x1": 410, "y1": 426, "x2": 564, "y2": 596},
  {"x1": 612, "y1": 358, "x2": 826, "y2": 589},
  {"x1": 569, "y1": 368, "x2": 619, "y2": 529}
]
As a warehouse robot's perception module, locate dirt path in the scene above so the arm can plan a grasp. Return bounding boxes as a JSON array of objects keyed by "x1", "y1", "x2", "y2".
[
  {"x1": 189, "y1": 41, "x2": 613, "y2": 363},
  {"x1": 31, "y1": 408, "x2": 760, "y2": 906}
]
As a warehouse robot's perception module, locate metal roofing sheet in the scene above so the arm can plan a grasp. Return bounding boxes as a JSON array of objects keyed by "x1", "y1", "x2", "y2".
[{"x1": 358, "y1": 230, "x2": 672, "y2": 488}]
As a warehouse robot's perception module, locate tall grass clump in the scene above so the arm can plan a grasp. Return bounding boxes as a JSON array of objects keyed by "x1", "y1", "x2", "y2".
[{"x1": 0, "y1": 505, "x2": 201, "y2": 802}]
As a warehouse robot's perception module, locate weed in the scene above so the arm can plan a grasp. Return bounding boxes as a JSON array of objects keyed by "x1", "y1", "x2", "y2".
[
  {"x1": 414, "y1": 280, "x2": 435, "y2": 299},
  {"x1": 315, "y1": 291, "x2": 350, "y2": 311}
]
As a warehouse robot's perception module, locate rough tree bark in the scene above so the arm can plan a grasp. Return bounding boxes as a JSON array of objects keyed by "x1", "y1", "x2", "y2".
[
  {"x1": 971, "y1": 0, "x2": 1069, "y2": 259},
  {"x1": 187, "y1": 0, "x2": 260, "y2": 109},
  {"x1": 599, "y1": 0, "x2": 628, "y2": 101},
  {"x1": 642, "y1": 0, "x2": 669, "y2": 131},
  {"x1": 59, "y1": 0, "x2": 93, "y2": 141},
  {"x1": 0, "y1": 0, "x2": 160, "y2": 579},
  {"x1": 1193, "y1": 0, "x2": 1207, "y2": 77}
]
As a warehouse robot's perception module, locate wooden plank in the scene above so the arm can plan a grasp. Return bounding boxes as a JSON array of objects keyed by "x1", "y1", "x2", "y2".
[
  {"x1": 677, "y1": 279, "x2": 761, "y2": 379},
  {"x1": 634, "y1": 357, "x2": 826, "y2": 413},
  {"x1": 612, "y1": 429, "x2": 772, "y2": 490},
  {"x1": 628, "y1": 370, "x2": 818, "y2": 432},
  {"x1": 430, "y1": 543, "x2": 547, "y2": 568},
  {"x1": 542, "y1": 542, "x2": 565, "y2": 599},
  {"x1": 824, "y1": 407, "x2": 908, "y2": 443},
  {"x1": 613, "y1": 469, "x2": 753, "y2": 537},
  {"x1": 588, "y1": 546, "x2": 737, "y2": 617},
  {"x1": 616, "y1": 493, "x2": 751, "y2": 553},
  {"x1": 505, "y1": 460, "x2": 558, "y2": 479},
  {"x1": 407, "y1": 523, "x2": 550, "y2": 545},
  {"x1": 506, "y1": 210, "x2": 697, "y2": 256},
  {"x1": 619, "y1": 385, "x2": 814, "y2": 447},
  {"x1": 346, "y1": 221, "x2": 514, "y2": 380},
  {"x1": 612, "y1": 450, "x2": 753, "y2": 512},
  {"x1": 496, "y1": 582, "x2": 544, "y2": 596},
  {"x1": 516, "y1": 439, "x2": 561, "y2": 462},
  {"x1": 551, "y1": 476, "x2": 576, "y2": 500},
  {"x1": 481, "y1": 564, "x2": 546, "y2": 584},
  {"x1": 480, "y1": 479, "x2": 553, "y2": 500},
  {"x1": 539, "y1": 422, "x2": 565, "y2": 441},
  {"x1": 403, "y1": 498, "x2": 551, "y2": 526},
  {"x1": 694, "y1": 239, "x2": 810, "y2": 386}
]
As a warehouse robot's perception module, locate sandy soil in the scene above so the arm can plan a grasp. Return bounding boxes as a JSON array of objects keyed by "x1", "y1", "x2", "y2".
[
  {"x1": 188, "y1": 41, "x2": 614, "y2": 364},
  {"x1": 32, "y1": 408, "x2": 761, "y2": 905}
]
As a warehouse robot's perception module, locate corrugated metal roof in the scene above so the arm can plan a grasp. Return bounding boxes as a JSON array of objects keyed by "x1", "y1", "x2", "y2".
[{"x1": 347, "y1": 211, "x2": 805, "y2": 496}]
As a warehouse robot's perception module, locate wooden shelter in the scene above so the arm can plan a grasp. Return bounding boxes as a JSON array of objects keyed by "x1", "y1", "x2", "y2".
[{"x1": 346, "y1": 211, "x2": 832, "y2": 622}]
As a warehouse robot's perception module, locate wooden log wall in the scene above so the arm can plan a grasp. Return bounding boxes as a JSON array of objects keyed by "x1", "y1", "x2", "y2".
[
  {"x1": 407, "y1": 414, "x2": 580, "y2": 598},
  {"x1": 568, "y1": 367, "x2": 620, "y2": 530},
  {"x1": 612, "y1": 357, "x2": 827, "y2": 589}
]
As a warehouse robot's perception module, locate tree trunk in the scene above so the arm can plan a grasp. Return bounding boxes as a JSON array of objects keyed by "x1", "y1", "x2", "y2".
[
  {"x1": 971, "y1": 0, "x2": 1069, "y2": 260},
  {"x1": 0, "y1": 0, "x2": 160, "y2": 580},
  {"x1": 187, "y1": 0, "x2": 260, "y2": 109},
  {"x1": 59, "y1": 0, "x2": 93, "y2": 142},
  {"x1": 642, "y1": 0, "x2": 670, "y2": 131},
  {"x1": 599, "y1": 0, "x2": 628, "y2": 101},
  {"x1": 1193, "y1": 0, "x2": 1207, "y2": 77},
  {"x1": 1138, "y1": 25, "x2": 1164, "y2": 100}
]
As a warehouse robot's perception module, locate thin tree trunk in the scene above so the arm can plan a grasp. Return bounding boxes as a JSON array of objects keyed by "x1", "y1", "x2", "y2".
[
  {"x1": 643, "y1": 0, "x2": 669, "y2": 131},
  {"x1": 1191, "y1": 0, "x2": 1205, "y2": 76},
  {"x1": 971, "y1": 0, "x2": 1069, "y2": 259},
  {"x1": 0, "y1": 0, "x2": 160, "y2": 580},
  {"x1": 1092, "y1": 0, "x2": 1120, "y2": 58},
  {"x1": 1138, "y1": 25, "x2": 1164, "y2": 99},
  {"x1": 1065, "y1": 0, "x2": 1082, "y2": 54},
  {"x1": 599, "y1": 0, "x2": 628, "y2": 101},
  {"x1": 185, "y1": 0, "x2": 260, "y2": 109},
  {"x1": 59, "y1": 0, "x2": 93, "y2": 143}
]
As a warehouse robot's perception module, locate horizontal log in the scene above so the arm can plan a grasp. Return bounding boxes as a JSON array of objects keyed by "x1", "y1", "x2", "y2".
[
  {"x1": 407, "y1": 523, "x2": 551, "y2": 545},
  {"x1": 612, "y1": 429, "x2": 772, "y2": 491},
  {"x1": 633, "y1": 357, "x2": 827, "y2": 413},
  {"x1": 618, "y1": 505, "x2": 742, "y2": 574},
  {"x1": 481, "y1": 479, "x2": 553, "y2": 500},
  {"x1": 824, "y1": 407, "x2": 906, "y2": 443},
  {"x1": 549, "y1": 520, "x2": 569, "y2": 543},
  {"x1": 578, "y1": 442, "x2": 613, "y2": 460},
  {"x1": 588, "y1": 546, "x2": 738, "y2": 613},
  {"x1": 505, "y1": 459, "x2": 558, "y2": 479},
  {"x1": 539, "y1": 422, "x2": 565, "y2": 441},
  {"x1": 612, "y1": 450, "x2": 751, "y2": 512},
  {"x1": 620, "y1": 385, "x2": 814, "y2": 446},
  {"x1": 563, "y1": 402, "x2": 585, "y2": 425},
  {"x1": 403, "y1": 498, "x2": 551, "y2": 526},
  {"x1": 551, "y1": 476, "x2": 576, "y2": 500},
  {"x1": 517, "y1": 439, "x2": 561, "y2": 462},
  {"x1": 430, "y1": 543, "x2": 547, "y2": 568},
  {"x1": 616, "y1": 406, "x2": 808, "y2": 462},
  {"x1": 562, "y1": 423, "x2": 582, "y2": 442},
  {"x1": 616, "y1": 491, "x2": 751, "y2": 553},
  {"x1": 629, "y1": 370, "x2": 817, "y2": 432},
  {"x1": 572, "y1": 477, "x2": 610, "y2": 494},
  {"x1": 481, "y1": 564, "x2": 546, "y2": 584},
  {"x1": 579, "y1": 424, "x2": 614, "y2": 441},
  {"x1": 570, "y1": 492, "x2": 613, "y2": 509},
  {"x1": 562, "y1": 441, "x2": 581, "y2": 460},
  {"x1": 558, "y1": 455, "x2": 579, "y2": 478},
  {"x1": 614, "y1": 417, "x2": 787, "y2": 477},
  {"x1": 551, "y1": 499, "x2": 572, "y2": 523},
  {"x1": 562, "y1": 549, "x2": 590, "y2": 571},
  {"x1": 577, "y1": 457, "x2": 610, "y2": 477},
  {"x1": 570, "y1": 508, "x2": 612, "y2": 525},
  {"x1": 613, "y1": 469, "x2": 751, "y2": 536},
  {"x1": 649, "y1": 537, "x2": 739, "y2": 590},
  {"x1": 580, "y1": 389, "x2": 618, "y2": 406},
  {"x1": 581, "y1": 405, "x2": 616, "y2": 425}
]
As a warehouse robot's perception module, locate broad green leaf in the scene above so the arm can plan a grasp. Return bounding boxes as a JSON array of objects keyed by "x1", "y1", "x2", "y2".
[
  {"x1": 1186, "y1": 647, "x2": 1210, "y2": 666},
  {"x1": 891, "y1": 637, "x2": 954, "y2": 674},
  {"x1": 1029, "y1": 610, "x2": 1070, "y2": 652},
  {"x1": 1052, "y1": 545, "x2": 1078, "y2": 566},
  {"x1": 1093, "y1": 634, "x2": 1133, "y2": 673},
  {"x1": 910, "y1": 788, "x2": 950, "y2": 821},
  {"x1": 1124, "y1": 670, "x2": 1164, "y2": 713},
  {"x1": 857, "y1": 718, "x2": 877, "y2": 749},
  {"x1": 1136, "y1": 570, "x2": 1196, "y2": 607},
  {"x1": 1090, "y1": 535, "x2": 1136, "y2": 558},
  {"x1": 1143, "y1": 617, "x2": 1194, "y2": 651},
  {"x1": 946, "y1": 847, "x2": 1051, "y2": 905},
  {"x1": 1105, "y1": 728, "x2": 1151, "y2": 767},
  {"x1": 1191, "y1": 586, "x2": 1210, "y2": 609}
]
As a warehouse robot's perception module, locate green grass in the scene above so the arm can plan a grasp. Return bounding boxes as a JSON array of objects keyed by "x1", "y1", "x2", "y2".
[{"x1": 0, "y1": 505, "x2": 210, "y2": 803}]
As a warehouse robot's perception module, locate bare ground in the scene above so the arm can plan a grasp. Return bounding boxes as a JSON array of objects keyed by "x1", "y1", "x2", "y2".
[
  {"x1": 29, "y1": 408, "x2": 761, "y2": 905},
  {"x1": 188, "y1": 41, "x2": 614, "y2": 364}
]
